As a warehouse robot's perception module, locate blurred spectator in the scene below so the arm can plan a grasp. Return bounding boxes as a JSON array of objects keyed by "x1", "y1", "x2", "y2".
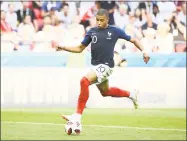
[
  {"x1": 42, "y1": 16, "x2": 53, "y2": 35},
  {"x1": 151, "y1": 4, "x2": 164, "y2": 25},
  {"x1": 42, "y1": 16, "x2": 56, "y2": 46},
  {"x1": 138, "y1": 2, "x2": 147, "y2": 11},
  {"x1": 97, "y1": 1, "x2": 116, "y2": 25},
  {"x1": 114, "y1": 3, "x2": 129, "y2": 29},
  {"x1": 1, "y1": 1, "x2": 23, "y2": 12},
  {"x1": 1, "y1": 32, "x2": 20, "y2": 52},
  {"x1": 175, "y1": 1, "x2": 184, "y2": 12},
  {"x1": 63, "y1": 15, "x2": 85, "y2": 46},
  {"x1": 141, "y1": 28, "x2": 157, "y2": 53},
  {"x1": 0, "y1": 1, "x2": 185, "y2": 53},
  {"x1": 16, "y1": 1, "x2": 40, "y2": 32},
  {"x1": 164, "y1": 12, "x2": 184, "y2": 41},
  {"x1": 157, "y1": 1, "x2": 176, "y2": 18},
  {"x1": 156, "y1": 23, "x2": 174, "y2": 53},
  {"x1": 17, "y1": 15, "x2": 36, "y2": 48},
  {"x1": 41, "y1": 1, "x2": 62, "y2": 17},
  {"x1": 42, "y1": 15, "x2": 52, "y2": 26},
  {"x1": 52, "y1": 18, "x2": 67, "y2": 46},
  {"x1": 32, "y1": 1, "x2": 43, "y2": 31},
  {"x1": 134, "y1": 8, "x2": 147, "y2": 29},
  {"x1": 1, "y1": 10, "x2": 12, "y2": 34},
  {"x1": 128, "y1": 12, "x2": 137, "y2": 28},
  {"x1": 86, "y1": 17, "x2": 97, "y2": 32},
  {"x1": 79, "y1": 2, "x2": 95, "y2": 20},
  {"x1": 141, "y1": 13, "x2": 157, "y2": 31},
  {"x1": 32, "y1": 31, "x2": 54, "y2": 52},
  {"x1": 6, "y1": 3, "x2": 18, "y2": 31},
  {"x1": 119, "y1": 24, "x2": 142, "y2": 53},
  {"x1": 174, "y1": 16, "x2": 186, "y2": 52},
  {"x1": 126, "y1": 24, "x2": 143, "y2": 52},
  {"x1": 164, "y1": 13, "x2": 176, "y2": 31},
  {"x1": 138, "y1": 1, "x2": 153, "y2": 12},
  {"x1": 51, "y1": 14, "x2": 58, "y2": 26},
  {"x1": 17, "y1": 1, "x2": 35, "y2": 23},
  {"x1": 1, "y1": 8, "x2": 21, "y2": 53},
  {"x1": 178, "y1": 2, "x2": 186, "y2": 26},
  {"x1": 56, "y1": 3, "x2": 72, "y2": 26},
  {"x1": 1, "y1": 2, "x2": 10, "y2": 12},
  {"x1": 127, "y1": 2, "x2": 139, "y2": 12},
  {"x1": 32, "y1": 1, "x2": 42, "y2": 17},
  {"x1": 65, "y1": 2, "x2": 78, "y2": 18},
  {"x1": 175, "y1": 18, "x2": 186, "y2": 41},
  {"x1": 68, "y1": 15, "x2": 85, "y2": 37},
  {"x1": 80, "y1": 3, "x2": 97, "y2": 29}
]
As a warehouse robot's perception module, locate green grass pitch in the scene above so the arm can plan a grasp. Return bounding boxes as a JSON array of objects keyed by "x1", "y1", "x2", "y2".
[{"x1": 1, "y1": 108, "x2": 186, "y2": 140}]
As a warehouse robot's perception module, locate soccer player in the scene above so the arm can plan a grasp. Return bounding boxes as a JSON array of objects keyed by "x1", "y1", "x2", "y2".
[{"x1": 56, "y1": 9, "x2": 150, "y2": 123}]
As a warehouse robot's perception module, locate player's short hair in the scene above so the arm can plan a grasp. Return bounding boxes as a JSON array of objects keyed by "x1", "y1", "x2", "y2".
[{"x1": 96, "y1": 9, "x2": 109, "y2": 19}]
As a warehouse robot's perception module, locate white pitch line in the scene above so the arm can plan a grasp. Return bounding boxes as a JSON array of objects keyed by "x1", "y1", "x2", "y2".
[{"x1": 2, "y1": 121, "x2": 186, "y2": 132}]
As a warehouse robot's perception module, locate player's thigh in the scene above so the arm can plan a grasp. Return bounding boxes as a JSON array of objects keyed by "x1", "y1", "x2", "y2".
[
  {"x1": 85, "y1": 69, "x2": 98, "y2": 85},
  {"x1": 96, "y1": 79, "x2": 109, "y2": 93}
]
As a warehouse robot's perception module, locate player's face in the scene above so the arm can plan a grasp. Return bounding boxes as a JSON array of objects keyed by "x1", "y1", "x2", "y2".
[{"x1": 96, "y1": 15, "x2": 109, "y2": 29}]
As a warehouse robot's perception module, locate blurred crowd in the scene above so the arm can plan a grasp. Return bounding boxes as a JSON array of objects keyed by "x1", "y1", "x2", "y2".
[{"x1": 1, "y1": 1, "x2": 186, "y2": 53}]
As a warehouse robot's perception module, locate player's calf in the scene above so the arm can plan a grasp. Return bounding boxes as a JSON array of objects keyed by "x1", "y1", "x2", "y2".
[
  {"x1": 100, "y1": 87, "x2": 130, "y2": 98},
  {"x1": 99, "y1": 87, "x2": 139, "y2": 109}
]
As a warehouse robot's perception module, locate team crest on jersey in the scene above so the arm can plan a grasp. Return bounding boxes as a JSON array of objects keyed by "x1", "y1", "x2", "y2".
[{"x1": 107, "y1": 32, "x2": 112, "y2": 39}]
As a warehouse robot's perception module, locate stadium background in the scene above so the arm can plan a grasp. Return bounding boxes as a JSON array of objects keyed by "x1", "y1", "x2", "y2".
[{"x1": 1, "y1": 0, "x2": 186, "y2": 140}]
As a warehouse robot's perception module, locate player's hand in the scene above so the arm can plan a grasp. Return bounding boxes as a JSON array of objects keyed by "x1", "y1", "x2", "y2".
[
  {"x1": 143, "y1": 53, "x2": 150, "y2": 64},
  {"x1": 55, "y1": 45, "x2": 64, "y2": 51}
]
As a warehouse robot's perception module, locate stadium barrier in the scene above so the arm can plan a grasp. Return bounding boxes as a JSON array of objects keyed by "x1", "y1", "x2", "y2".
[
  {"x1": 85, "y1": 52, "x2": 186, "y2": 67},
  {"x1": 1, "y1": 67, "x2": 186, "y2": 108},
  {"x1": 1, "y1": 52, "x2": 186, "y2": 67},
  {"x1": 1, "y1": 52, "x2": 69, "y2": 67}
]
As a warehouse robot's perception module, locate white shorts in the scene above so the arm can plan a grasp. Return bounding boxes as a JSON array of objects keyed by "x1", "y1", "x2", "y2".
[{"x1": 92, "y1": 64, "x2": 113, "y2": 85}]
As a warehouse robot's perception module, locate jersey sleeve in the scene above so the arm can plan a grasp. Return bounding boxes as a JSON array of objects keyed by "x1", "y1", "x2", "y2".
[
  {"x1": 116, "y1": 27, "x2": 131, "y2": 41},
  {"x1": 81, "y1": 29, "x2": 92, "y2": 46}
]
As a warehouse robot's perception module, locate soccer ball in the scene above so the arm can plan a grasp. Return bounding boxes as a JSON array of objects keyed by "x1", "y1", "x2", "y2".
[{"x1": 65, "y1": 121, "x2": 82, "y2": 135}]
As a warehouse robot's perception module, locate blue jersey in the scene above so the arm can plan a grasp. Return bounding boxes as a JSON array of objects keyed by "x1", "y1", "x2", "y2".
[{"x1": 81, "y1": 25, "x2": 131, "y2": 68}]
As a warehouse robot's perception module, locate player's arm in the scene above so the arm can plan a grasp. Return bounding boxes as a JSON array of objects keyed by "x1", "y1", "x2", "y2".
[
  {"x1": 130, "y1": 38, "x2": 150, "y2": 64},
  {"x1": 174, "y1": 17, "x2": 186, "y2": 40},
  {"x1": 56, "y1": 44, "x2": 86, "y2": 53},
  {"x1": 56, "y1": 29, "x2": 92, "y2": 53},
  {"x1": 129, "y1": 38, "x2": 144, "y2": 52},
  {"x1": 117, "y1": 27, "x2": 150, "y2": 64}
]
